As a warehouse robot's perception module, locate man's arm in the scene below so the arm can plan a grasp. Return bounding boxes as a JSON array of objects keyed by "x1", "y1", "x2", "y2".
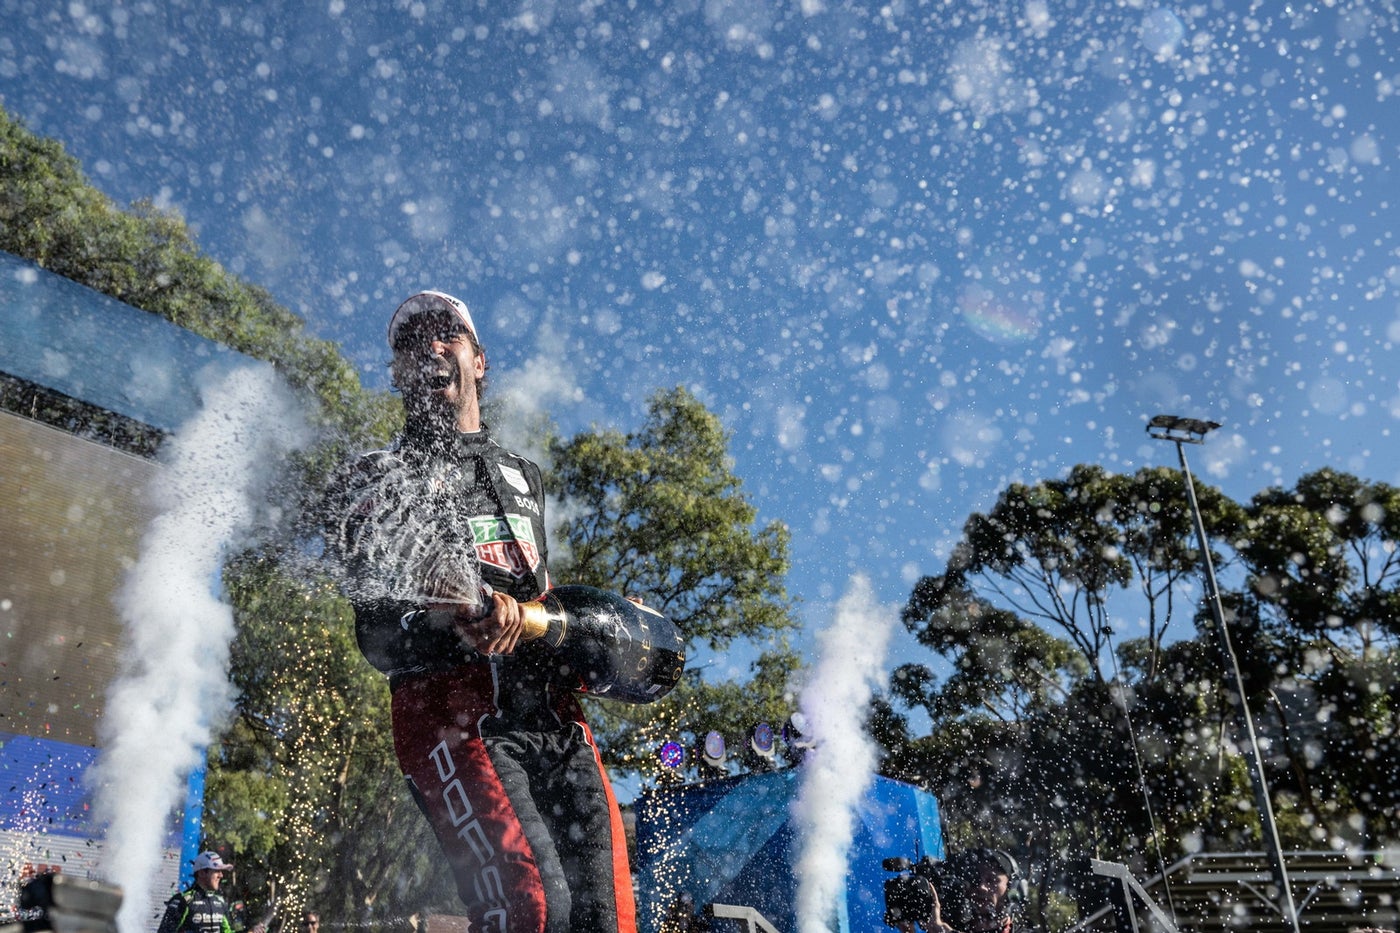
[
  {"x1": 154, "y1": 895, "x2": 186, "y2": 933},
  {"x1": 353, "y1": 597, "x2": 476, "y2": 674},
  {"x1": 439, "y1": 589, "x2": 527, "y2": 656},
  {"x1": 326, "y1": 454, "x2": 477, "y2": 674}
]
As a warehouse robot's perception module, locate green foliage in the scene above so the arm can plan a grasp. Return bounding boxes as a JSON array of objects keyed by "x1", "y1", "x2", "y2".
[
  {"x1": 1233, "y1": 469, "x2": 1400, "y2": 846},
  {"x1": 549, "y1": 386, "x2": 796, "y2": 649},
  {"x1": 888, "y1": 465, "x2": 1400, "y2": 929},
  {"x1": 203, "y1": 717, "x2": 291, "y2": 857},
  {"x1": 213, "y1": 556, "x2": 458, "y2": 923},
  {"x1": 898, "y1": 574, "x2": 1087, "y2": 722},
  {"x1": 0, "y1": 105, "x2": 399, "y2": 447},
  {"x1": 916, "y1": 465, "x2": 1243, "y2": 683},
  {"x1": 1243, "y1": 468, "x2": 1400, "y2": 634},
  {"x1": 548, "y1": 386, "x2": 802, "y2": 778}
]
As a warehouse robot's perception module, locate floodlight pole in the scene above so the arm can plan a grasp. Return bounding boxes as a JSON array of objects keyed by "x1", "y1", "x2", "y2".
[{"x1": 1148, "y1": 416, "x2": 1300, "y2": 933}]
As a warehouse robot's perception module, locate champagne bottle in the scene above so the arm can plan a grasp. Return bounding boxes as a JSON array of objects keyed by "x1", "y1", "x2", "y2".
[{"x1": 518, "y1": 585, "x2": 685, "y2": 704}]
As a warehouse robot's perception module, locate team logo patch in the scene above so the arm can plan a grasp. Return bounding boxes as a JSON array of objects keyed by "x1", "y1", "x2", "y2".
[
  {"x1": 469, "y1": 514, "x2": 541, "y2": 579},
  {"x1": 497, "y1": 464, "x2": 531, "y2": 494}
]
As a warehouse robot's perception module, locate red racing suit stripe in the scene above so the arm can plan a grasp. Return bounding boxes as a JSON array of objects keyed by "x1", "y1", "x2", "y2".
[{"x1": 585, "y1": 716, "x2": 638, "y2": 933}]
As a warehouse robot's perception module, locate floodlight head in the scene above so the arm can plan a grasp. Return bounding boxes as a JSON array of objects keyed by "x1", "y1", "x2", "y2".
[
  {"x1": 1146, "y1": 413, "x2": 1222, "y2": 444},
  {"x1": 658, "y1": 741, "x2": 685, "y2": 769},
  {"x1": 783, "y1": 712, "x2": 817, "y2": 751},
  {"x1": 701, "y1": 730, "x2": 727, "y2": 769},
  {"x1": 751, "y1": 721, "x2": 776, "y2": 759}
]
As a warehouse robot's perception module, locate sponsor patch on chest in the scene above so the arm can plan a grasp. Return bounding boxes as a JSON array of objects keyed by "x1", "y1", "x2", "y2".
[{"x1": 468, "y1": 514, "x2": 541, "y2": 579}]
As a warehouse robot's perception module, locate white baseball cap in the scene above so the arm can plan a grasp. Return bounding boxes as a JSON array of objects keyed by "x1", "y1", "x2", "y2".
[
  {"x1": 192, "y1": 851, "x2": 233, "y2": 872},
  {"x1": 387, "y1": 291, "x2": 478, "y2": 349}
]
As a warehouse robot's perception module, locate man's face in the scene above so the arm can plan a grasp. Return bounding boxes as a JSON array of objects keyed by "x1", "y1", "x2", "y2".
[
  {"x1": 195, "y1": 868, "x2": 224, "y2": 889},
  {"x1": 390, "y1": 310, "x2": 485, "y2": 429},
  {"x1": 970, "y1": 863, "x2": 1009, "y2": 913}
]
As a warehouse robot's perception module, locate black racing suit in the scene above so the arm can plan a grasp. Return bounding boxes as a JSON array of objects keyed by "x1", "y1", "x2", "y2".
[
  {"x1": 155, "y1": 886, "x2": 236, "y2": 933},
  {"x1": 328, "y1": 423, "x2": 635, "y2": 933}
]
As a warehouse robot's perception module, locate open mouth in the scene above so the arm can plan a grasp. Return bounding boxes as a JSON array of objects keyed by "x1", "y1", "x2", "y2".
[{"x1": 427, "y1": 373, "x2": 453, "y2": 390}]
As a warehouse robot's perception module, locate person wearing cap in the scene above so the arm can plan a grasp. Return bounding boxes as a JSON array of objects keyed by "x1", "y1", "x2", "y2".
[
  {"x1": 953, "y1": 848, "x2": 1019, "y2": 933},
  {"x1": 897, "y1": 849, "x2": 1021, "y2": 933},
  {"x1": 155, "y1": 852, "x2": 238, "y2": 933},
  {"x1": 325, "y1": 291, "x2": 635, "y2": 933}
]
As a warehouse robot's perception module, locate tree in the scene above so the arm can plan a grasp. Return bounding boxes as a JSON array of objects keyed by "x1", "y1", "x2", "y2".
[
  {"x1": 0, "y1": 104, "x2": 399, "y2": 448},
  {"x1": 1232, "y1": 469, "x2": 1400, "y2": 846},
  {"x1": 549, "y1": 386, "x2": 795, "y2": 648},
  {"x1": 210, "y1": 557, "x2": 459, "y2": 923},
  {"x1": 886, "y1": 464, "x2": 1400, "y2": 928},
  {"x1": 546, "y1": 386, "x2": 803, "y2": 780},
  {"x1": 931, "y1": 464, "x2": 1242, "y2": 683}
]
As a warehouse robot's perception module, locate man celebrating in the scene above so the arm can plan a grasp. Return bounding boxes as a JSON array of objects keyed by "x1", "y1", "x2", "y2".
[
  {"x1": 327, "y1": 291, "x2": 635, "y2": 933},
  {"x1": 155, "y1": 852, "x2": 237, "y2": 933}
]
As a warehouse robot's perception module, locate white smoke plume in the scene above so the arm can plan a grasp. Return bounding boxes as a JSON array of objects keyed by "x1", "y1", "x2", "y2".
[
  {"x1": 87, "y1": 365, "x2": 309, "y2": 933},
  {"x1": 791, "y1": 575, "x2": 897, "y2": 933}
]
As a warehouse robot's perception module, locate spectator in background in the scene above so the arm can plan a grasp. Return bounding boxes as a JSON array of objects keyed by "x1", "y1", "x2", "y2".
[{"x1": 889, "y1": 848, "x2": 1022, "y2": 933}]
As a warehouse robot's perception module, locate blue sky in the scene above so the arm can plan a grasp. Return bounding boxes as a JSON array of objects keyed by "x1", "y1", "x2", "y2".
[{"x1": 3, "y1": 0, "x2": 1398, "y2": 677}]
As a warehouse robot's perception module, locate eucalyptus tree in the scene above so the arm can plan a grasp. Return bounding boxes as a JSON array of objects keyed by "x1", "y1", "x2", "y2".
[
  {"x1": 922, "y1": 464, "x2": 1242, "y2": 682},
  {"x1": 888, "y1": 464, "x2": 1253, "y2": 924},
  {"x1": 1232, "y1": 469, "x2": 1400, "y2": 847},
  {"x1": 887, "y1": 461, "x2": 1400, "y2": 928},
  {"x1": 546, "y1": 385, "x2": 802, "y2": 780}
]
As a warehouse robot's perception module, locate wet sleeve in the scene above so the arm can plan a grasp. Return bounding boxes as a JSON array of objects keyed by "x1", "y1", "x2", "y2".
[
  {"x1": 353, "y1": 599, "x2": 474, "y2": 675},
  {"x1": 155, "y1": 896, "x2": 185, "y2": 933},
  {"x1": 328, "y1": 454, "x2": 489, "y2": 675}
]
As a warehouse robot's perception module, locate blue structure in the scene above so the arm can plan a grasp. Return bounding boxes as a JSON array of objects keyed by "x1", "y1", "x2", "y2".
[
  {"x1": 0, "y1": 734, "x2": 104, "y2": 838},
  {"x1": 634, "y1": 770, "x2": 944, "y2": 933},
  {"x1": 0, "y1": 250, "x2": 265, "y2": 896},
  {"x1": 0, "y1": 250, "x2": 268, "y2": 433}
]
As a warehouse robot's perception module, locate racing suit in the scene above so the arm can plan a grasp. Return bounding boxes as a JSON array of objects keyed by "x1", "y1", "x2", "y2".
[
  {"x1": 155, "y1": 886, "x2": 236, "y2": 933},
  {"x1": 328, "y1": 423, "x2": 635, "y2": 933}
]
